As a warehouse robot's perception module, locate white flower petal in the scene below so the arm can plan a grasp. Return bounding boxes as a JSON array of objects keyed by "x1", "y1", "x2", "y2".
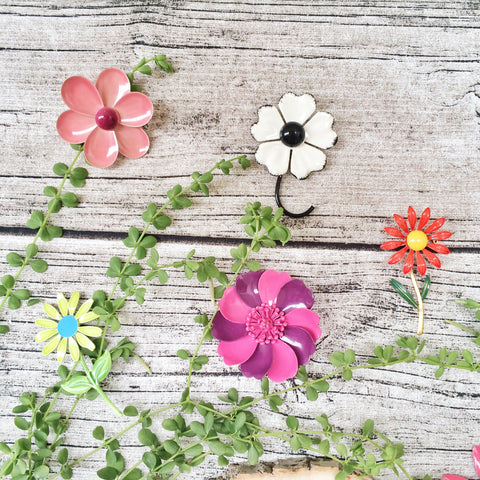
[
  {"x1": 304, "y1": 112, "x2": 337, "y2": 149},
  {"x1": 290, "y1": 143, "x2": 326, "y2": 179},
  {"x1": 255, "y1": 141, "x2": 291, "y2": 176},
  {"x1": 251, "y1": 106, "x2": 283, "y2": 142},
  {"x1": 278, "y1": 93, "x2": 316, "y2": 124}
]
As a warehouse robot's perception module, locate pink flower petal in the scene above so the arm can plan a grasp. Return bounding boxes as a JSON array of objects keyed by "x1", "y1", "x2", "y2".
[
  {"x1": 61, "y1": 76, "x2": 103, "y2": 116},
  {"x1": 95, "y1": 68, "x2": 131, "y2": 108},
  {"x1": 472, "y1": 445, "x2": 480, "y2": 477},
  {"x1": 56, "y1": 110, "x2": 96, "y2": 144},
  {"x1": 116, "y1": 92, "x2": 153, "y2": 127},
  {"x1": 115, "y1": 125, "x2": 149, "y2": 159},
  {"x1": 443, "y1": 476, "x2": 468, "y2": 480},
  {"x1": 267, "y1": 340, "x2": 298, "y2": 382},
  {"x1": 84, "y1": 127, "x2": 118, "y2": 168},
  {"x1": 219, "y1": 286, "x2": 251, "y2": 324},
  {"x1": 218, "y1": 336, "x2": 257, "y2": 366},
  {"x1": 258, "y1": 270, "x2": 292, "y2": 305},
  {"x1": 285, "y1": 308, "x2": 321, "y2": 340}
]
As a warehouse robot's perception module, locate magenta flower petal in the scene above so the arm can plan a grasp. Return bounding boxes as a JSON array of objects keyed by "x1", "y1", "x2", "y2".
[
  {"x1": 84, "y1": 127, "x2": 118, "y2": 168},
  {"x1": 95, "y1": 68, "x2": 131, "y2": 108},
  {"x1": 240, "y1": 344, "x2": 273, "y2": 379},
  {"x1": 285, "y1": 308, "x2": 321, "y2": 340},
  {"x1": 258, "y1": 270, "x2": 292, "y2": 305},
  {"x1": 267, "y1": 340, "x2": 298, "y2": 382},
  {"x1": 116, "y1": 92, "x2": 153, "y2": 127},
  {"x1": 235, "y1": 270, "x2": 264, "y2": 307},
  {"x1": 473, "y1": 446, "x2": 480, "y2": 478},
  {"x1": 61, "y1": 76, "x2": 103, "y2": 116},
  {"x1": 211, "y1": 311, "x2": 247, "y2": 341},
  {"x1": 276, "y1": 279, "x2": 314, "y2": 314},
  {"x1": 218, "y1": 336, "x2": 257, "y2": 366},
  {"x1": 56, "y1": 110, "x2": 96, "y2": 144},
  {"x1": 280, "y1": 326, "x2": 316, "y2": 365},
  {"x1": 115, "y1": 124, "x2": 150, "y2": 159},
  {"x1": 218, "y1": 286, "x2": 251, "y2": 324}
]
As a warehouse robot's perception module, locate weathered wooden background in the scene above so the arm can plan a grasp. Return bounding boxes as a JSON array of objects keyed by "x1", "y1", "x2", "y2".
[{"x1": 1, "y1": 1, "x2": 480, "y2": 479}]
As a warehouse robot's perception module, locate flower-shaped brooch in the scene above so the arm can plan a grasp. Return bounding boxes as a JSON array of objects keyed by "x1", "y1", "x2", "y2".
[
  {"x1": 251, "y1": 93, "x2": 337, "y2": 217},
  {"x1": 212, "y1": 270, "x2": 321, "y2": 382},
  {"x1": 57, "y1": 68, "x2": 153, "y2": 168},
  {"x1": 381, "y1": 207, "x2": 452, "y2": 335},
  {"x1": 443, "y1": 446, "x2": 480, "y2": 480}
]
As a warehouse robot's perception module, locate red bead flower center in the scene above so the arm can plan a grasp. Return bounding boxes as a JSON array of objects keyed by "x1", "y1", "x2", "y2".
[
  {"x1": 95, "y1": 107, "x2": 119, "y2": 130},
  {"x1": 245, "y1": 303, "x2": 287, "y2": 344}
]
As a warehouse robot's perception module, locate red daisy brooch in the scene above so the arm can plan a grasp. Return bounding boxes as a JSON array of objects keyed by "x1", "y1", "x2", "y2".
[{"x1": 381, "y1": 206, "x2": 452, "y2": 335}]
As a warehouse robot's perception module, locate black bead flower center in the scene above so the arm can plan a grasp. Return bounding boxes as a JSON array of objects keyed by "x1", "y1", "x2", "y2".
[{"x1": 280, "y1": 121, "x2": 305, "y2": 147}]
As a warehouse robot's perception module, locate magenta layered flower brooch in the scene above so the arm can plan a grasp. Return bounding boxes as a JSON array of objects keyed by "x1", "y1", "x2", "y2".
[{"x1": 212, "y1": 270, "x2": 321, "y2": 382}]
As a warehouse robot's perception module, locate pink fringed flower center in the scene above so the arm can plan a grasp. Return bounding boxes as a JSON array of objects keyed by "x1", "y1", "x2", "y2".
[
  {"x1": 95, "y1": 107, "x2": 119, "y2": 130},
  {"x1": 246, "y1": 303, "x2": 287, "y2": 344}
]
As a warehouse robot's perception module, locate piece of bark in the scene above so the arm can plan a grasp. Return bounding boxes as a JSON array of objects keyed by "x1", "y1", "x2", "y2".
[{"x1": 214, "y1": 458, "x2": 368, "y2": 480}]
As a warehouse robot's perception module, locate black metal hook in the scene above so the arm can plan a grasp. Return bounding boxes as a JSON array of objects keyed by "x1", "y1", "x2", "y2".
[{"x1": 274, "y1": 175, "x2": 314, "y2": 218}]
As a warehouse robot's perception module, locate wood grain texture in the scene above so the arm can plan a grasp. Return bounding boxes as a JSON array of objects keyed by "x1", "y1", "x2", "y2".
[{"x1": 0, "y1": 1, "x2": 479, "y2": 479}]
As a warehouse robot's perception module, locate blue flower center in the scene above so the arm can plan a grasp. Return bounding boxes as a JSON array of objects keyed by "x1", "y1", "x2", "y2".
[
  {"x1": 280, "y1": 121, "x2": 305, "y2": 147},
  {"x1": 57, "y1": 315, "x2": 78, "y2": 338}
]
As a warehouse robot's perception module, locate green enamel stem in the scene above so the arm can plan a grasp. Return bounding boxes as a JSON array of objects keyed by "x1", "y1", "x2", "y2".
[
  {"x1": 0, "y1": 148, "x2": 84, "y2": 319},
  {"x1": 79, "y1": 356, "x2": 122, "y2": 417}
]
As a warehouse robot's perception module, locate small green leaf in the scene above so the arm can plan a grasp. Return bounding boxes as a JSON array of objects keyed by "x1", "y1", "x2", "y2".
[
  {"x1": 30, "y1": 259, "x2": 48, "y2": 273},
  {"x1": 6, "y1": 252, "x2": 24, "y2": 267},
  {"x1": 61, "y1": 192, "x2": 79, "y2": 208},
  {"x1": 0, "y1": 325, "x2": 9, "y2": 334},
  {"x1": 122, "y1": 468, "x2": 142, "y2": 480},
  {"x1": 93, "y1": 426, "x2": 105, "y2": 441},
  {"x1": 153, "y1": 215, "x2": 171, "y2": 230},
  {"x1": 177, "y1": 349, "x2": 189, "y2": 360},
  {"x1": 421, "y1": 276, "x2": 431, "y2": 300},
  {"x1": 57, "y1": 448, "x2": 68, "y2": 464},
  {"x1": 138, "y1": 65, "x2": 152, "y2": 75},
  {"x1": 27, "y1": 211, "x2": 45, "y2": 229},
  {"x1": 123, "y1": 406, "x2": 138, "y2": 417},
  {"x1": 33, "y1": 465, "x2": 49, "y2": 479},
  {"x1": 25, "y1": 243, "x2": 38, "y2": 259},
  {"x1": 53, "y1": 163, "x2": 69, "y2": 176},
  {"x1": 14, "y1": 417, "x2": 30, "y2": 430},
  {"x1": 261, "y1": 377, "x2": 269, "y2": 396},
  {"x1": 97, "y1": 466, "x2": 118, "y2": 480},
  {"x1": 13, "y1": 289, "x2": 30, "y2": 300},
  {"x1": 389, "y1": 278, "x2": 418, "y2": 308},
  {"x1": 286, "y1": 415, "x2": 299, "y2": 430},
  {"x1": 8, "y1": 295, "x2": 21, "y2": 310}
]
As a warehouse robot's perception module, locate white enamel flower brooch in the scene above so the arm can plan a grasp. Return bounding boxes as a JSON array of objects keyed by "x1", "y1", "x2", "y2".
[{"x1": 251, "y1": 93, "x2": 337, "y2": 217}]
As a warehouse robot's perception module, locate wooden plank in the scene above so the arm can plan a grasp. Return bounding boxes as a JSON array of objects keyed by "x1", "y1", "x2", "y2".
[
  {"x1": 0, "y1": 235, "x2": 479, "y2": 479},
  {"x1": 0, "y1": 2, "x2": 479, "y2": 244}
]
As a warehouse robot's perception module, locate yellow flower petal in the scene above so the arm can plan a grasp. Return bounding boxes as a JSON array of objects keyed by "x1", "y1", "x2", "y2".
[
  {"x1": 68, "y1": 337, "x2": 80, "y2": 361},
  {"x1": 42, "y1": 335, "x2": 60, "y2": 356},
  {"x1": 57, "y1": 337, "x2": 68, "y2": 362},
  {"x1": 36, "y1": 328, "x2": 58, "y2": 342},
  {"x1": 76, "y1": 299, "x2": 94, "y2": 318},
  {"x1": 78, "y1": 326, "x2": 102, "y2": 337},
  {"x1": 35, "y1": 318, "x2": 58, "y2": 328},
  {"x1": 44, "y1": 303, "x2": 61, "y2": 320},
  {"x1": 68, "y1": 291, "x2": 80, "y2": 314},
  {"x1": 57, "y1": 293, "x2": 68, "y2": 317},
  {"x1": 78, "y1": 312, "x2": 99, "y2": 324},
  {"x1": 75, "y1": 332, "x2": 95, "y2": 351}
]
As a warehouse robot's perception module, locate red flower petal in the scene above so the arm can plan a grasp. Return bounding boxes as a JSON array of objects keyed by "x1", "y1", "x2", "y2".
[
  {"x1": 416, "y1": 251, "x2": 427, "y2": 276},
  {"x1": 428, "y1": 231, "x2": 452, "y2": 241},
  {"x1": 388, "y1": 246, "x2": 408, "y2": 265},
  {"x1": 424, "y1": 217, "x2": 445, "y2": 233},
  {"x1": 423, "y1": 249, "x2": 441, "y2": 268},
  {"x1": 394, "y1": 214, "x2": 409, "y2": 234},
  {"x1": 380, "y1": 240, "x2": 406, "y2": 250},
  {"x1": 403, "y1": 249, "x2": 414, "y2": 274},
  {"x1": 417, "y1": 207, "x2": 431, "y2": 230},
  {"x1": 407, "y1": 206, "x2": 417, "y2": 230},
  {"x1": 427, "y1": 243, "x2": 450, "y2": 255},
  {"x1": 384, "y1": 227, "x2": 405, "y2": 238}
]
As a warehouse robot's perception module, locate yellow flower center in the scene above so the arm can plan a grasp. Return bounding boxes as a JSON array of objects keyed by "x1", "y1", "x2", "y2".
[{"x1": 406, "y1": 230, "x2": 428, "y2": 251}]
